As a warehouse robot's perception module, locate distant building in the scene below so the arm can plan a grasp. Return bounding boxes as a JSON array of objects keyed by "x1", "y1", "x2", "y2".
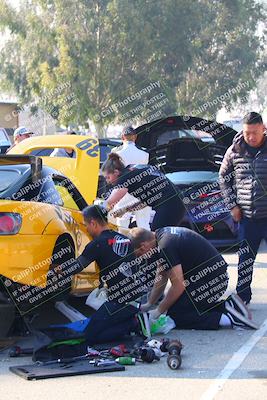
[
  {"x1": 0, "y1": 99, "x2": 18, "y2": 131},
  {"x1": 0, "y1": 96, "x2": 57, "y2": 140}
]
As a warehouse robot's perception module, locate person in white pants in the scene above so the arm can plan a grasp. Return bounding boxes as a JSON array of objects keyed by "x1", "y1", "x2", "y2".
[{"x1": 111, "y1": 126, "x2": 152, "y2": 231}]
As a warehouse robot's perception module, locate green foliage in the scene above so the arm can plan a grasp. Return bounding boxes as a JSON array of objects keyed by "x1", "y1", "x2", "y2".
[{"x1": 0, "y1": 0, "x2": 265, "y2": 135}]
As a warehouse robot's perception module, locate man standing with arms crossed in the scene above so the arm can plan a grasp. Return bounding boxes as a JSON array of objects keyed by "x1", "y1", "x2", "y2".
[
  {"x1": 219, "y1": 112, "x2": 267, "y2": 304},
  {"x1": 111, "y1": 126, "x2": 152, "y2": 231}
]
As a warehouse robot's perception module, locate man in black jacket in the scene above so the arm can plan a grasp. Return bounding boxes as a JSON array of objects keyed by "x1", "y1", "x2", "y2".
[{"x1": 219, "y1": 112, "x2": 267, "y2": 304}]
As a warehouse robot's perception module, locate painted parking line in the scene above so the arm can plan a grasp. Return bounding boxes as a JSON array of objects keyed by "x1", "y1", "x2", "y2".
[{"x1": 200, "y1": 318, "x2": 267, "y2": 400}]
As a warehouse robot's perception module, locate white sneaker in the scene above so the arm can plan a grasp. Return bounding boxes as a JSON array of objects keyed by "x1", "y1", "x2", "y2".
[
  {"x1": 225, "y1": 304, "x2": 258, "y2": 330},
  {"x1": 225, "y1": 293, "x2": 252, "y2": 320}
]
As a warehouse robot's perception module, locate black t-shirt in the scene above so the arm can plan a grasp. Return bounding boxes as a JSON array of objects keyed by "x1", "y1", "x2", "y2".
[
  {"x1": 115, "y1": 165, "x2": 181, "y2": 208},
  {"x1": 77, "y1": 230, "x2": 146, "y2": 304},
  {"x1": 155, "y1": 227, "x2": 229, "y2": 311}
]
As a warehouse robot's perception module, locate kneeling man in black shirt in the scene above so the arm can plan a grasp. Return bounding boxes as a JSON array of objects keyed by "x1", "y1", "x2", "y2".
[
  {"x1": 63, "y1": 205, "x2": 145, "y2": 344},
  {"x1": 129, "y1": 227, "x2": 258, "y2": 330}
]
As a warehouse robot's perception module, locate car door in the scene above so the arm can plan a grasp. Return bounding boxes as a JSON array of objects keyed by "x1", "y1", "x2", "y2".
[
  {"x1": 8, "y1": 135, "x2": 100, "y2": 205},
  {"x1": 50, "y1": 175, "x2": 100, "y2": 294}
]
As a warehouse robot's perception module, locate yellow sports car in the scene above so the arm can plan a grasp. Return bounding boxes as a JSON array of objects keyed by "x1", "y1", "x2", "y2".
[{"x1": 0, "y1": 135, "x2": 104, "y2": 315}]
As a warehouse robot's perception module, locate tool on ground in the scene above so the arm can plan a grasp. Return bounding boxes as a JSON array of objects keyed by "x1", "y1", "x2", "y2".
[
  {"x1": 95, "y1": 359, "x2": 117, "y2": 367},
  {"x1": 139, "y1": 347, "x2": 160, "y2": 363},
  {"x1": 109, "y1": 344, "x2": 128, "y2": 357},
  {"x1": 166, "y1": 340, "x2": 183, "y2": 370},
  {"x1": 159, "y1": 338, "x2": 170, "y2": 353},
  {"x1": 9, "y1": 346, "x2": 33, "y2": 358},
  {"x1": 10, "y1": 360, "x2": 125, "y2": 380},
  {"x1": 130, "y1": 342, "x2": 160, "y2": 363},
  {"x1": 36, "y1": 353, "x2": 92, "y2": 366},
  {"x1": 115, "y1": 356, "x2": 136, "y2": 365}
]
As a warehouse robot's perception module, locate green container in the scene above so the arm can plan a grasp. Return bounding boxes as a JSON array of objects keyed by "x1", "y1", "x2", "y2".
[{"x1": 115, "y1": 357, "x2": 136, "y2": 365}]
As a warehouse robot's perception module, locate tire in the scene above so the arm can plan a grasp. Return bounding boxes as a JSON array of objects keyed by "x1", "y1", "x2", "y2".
[
  {"x1": 0, "y1": 235, "x2": 76, "y2": 315},
  {"x1": 48, "y1": 234, "x2": 76, "y2": 302}
]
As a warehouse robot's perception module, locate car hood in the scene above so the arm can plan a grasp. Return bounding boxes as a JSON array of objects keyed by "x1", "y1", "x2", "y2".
[
  {"x1": 135, "y1": 115, "x2": 237, "y2": 173},
  {"x1": 135, "y1": 115, "x2": 237, "y2": 149}
]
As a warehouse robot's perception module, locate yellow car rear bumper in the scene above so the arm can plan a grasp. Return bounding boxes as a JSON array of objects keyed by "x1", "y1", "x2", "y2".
[{"x1": 0, "y1": 234, "x2": 58, "y2": 287}]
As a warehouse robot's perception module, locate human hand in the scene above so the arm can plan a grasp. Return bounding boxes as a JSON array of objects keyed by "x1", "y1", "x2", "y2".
[
  {"x1": 231, "y1": 206, "x2": 242, "y2": 222},
  {"x1": 140, "y1": 302, "x2": 153, "y2": 312}
]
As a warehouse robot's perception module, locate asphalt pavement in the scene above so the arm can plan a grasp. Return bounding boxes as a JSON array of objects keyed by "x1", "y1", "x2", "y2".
[{"x1": 0, "y1": 242, "x2": 266, "y2": 400}]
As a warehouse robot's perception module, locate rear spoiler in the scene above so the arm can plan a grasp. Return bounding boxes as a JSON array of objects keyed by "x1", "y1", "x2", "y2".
[{"x1": 0, "y1": 155, "x2": 42, "y2": 183}]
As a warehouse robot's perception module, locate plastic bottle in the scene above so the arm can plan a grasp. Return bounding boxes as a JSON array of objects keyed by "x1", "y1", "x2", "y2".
[{"x1": 115, "y1": 357, "x2": 136, "y2": 365}]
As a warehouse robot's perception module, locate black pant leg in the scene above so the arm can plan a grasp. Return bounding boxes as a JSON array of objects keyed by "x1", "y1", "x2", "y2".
[
  {"x1": 151, "y1": 197, "x2": 185, "y2": 230},
  {"x1": 167, "y1": 293, "x2": 222, "y2": 330},
  {"x1": 84, "y1": 302, "x2": 137, "y2": 345},
  {"x1": 237, "y1": 218, "x2": 262, "y2": 302}
]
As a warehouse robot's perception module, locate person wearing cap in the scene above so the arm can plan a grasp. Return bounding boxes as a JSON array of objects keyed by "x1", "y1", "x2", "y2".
[
  {"x1": 7, "y1": 126, "x2": 33, "y2": 152},
  {"x1": 112, "y1": 126, "x2": 149, "y2": 164},
  {"x1": 110, "y1": 126, "x2": 152, "y2": 231}
]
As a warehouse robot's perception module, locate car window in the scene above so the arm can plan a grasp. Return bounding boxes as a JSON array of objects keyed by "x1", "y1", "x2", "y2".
[
  {"x1": 156, "y1": 129, "x2": 214, "y2": 146},
  {"x1": 29, "y1": 148, "x2": 77, "y2": 157},
  {"x1": 100, "y1": 143, "x2": 117, "y2": 164},
  {"x1": 29, "y1": 148, "x2": 54, "y2": 156},
  {"x1": 0, "y1": 129, "x2": 11, "y2": 146},
  {"x1": 50, "y1": 148, "x2": 76, "y2": 158},
  {"x1": 0, "y1": 169, "x2": 21, "y2": 193},
  {"x1": 38, "y1": 175, "x2": 63, "y2": 205},
  {"x1": 54, "y1": 184, "x2": 79, "y2": 210},
  {"x1": 53, "y1": 177, "x2": 86, "y2": 210}
]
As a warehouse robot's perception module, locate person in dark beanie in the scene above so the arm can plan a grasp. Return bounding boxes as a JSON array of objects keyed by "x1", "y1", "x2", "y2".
[{"x1": 219, "y1": 112, "x2": 267, "y2": 304}]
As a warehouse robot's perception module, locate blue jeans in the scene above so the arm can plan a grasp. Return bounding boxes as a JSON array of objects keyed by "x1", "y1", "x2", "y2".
[
  {"x1": 84, "y1": 301, "x2": 138, "y2": 345},
  {"x1": 237, "y1": 217, "x2": 267, "y2": 303}
]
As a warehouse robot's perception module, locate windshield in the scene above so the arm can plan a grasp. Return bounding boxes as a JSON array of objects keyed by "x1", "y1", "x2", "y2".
[
  {"x1": 100, "y1": 143, "x2": 119, "y2": 164},
  {"x1": 0, "y1": 168, "x2": 22, "y2": 194},
  {"x1": 156, "y1": 129, "x2": 214, "y2": 146},
  {"x1": 167, "y1": 170, "x2": 219, "y2": 185}
]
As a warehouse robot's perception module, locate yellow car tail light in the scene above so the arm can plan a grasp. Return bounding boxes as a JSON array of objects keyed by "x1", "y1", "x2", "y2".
[{"x1": 0, "y1": 213, "x2": 22, "y2": 235}]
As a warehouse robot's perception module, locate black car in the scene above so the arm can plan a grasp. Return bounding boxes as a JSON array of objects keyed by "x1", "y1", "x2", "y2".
[{"x1": 135, "y1": 115, "x2": 239, "y2": 248}]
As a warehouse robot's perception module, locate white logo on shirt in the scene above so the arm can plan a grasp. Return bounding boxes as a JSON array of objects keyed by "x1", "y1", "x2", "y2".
[
  {"x1": 112, "y1": 235, "x2": 130, "y2": 257},
  {"x1": 118, "y1": 262, "x2": 134, "y2": 277}
]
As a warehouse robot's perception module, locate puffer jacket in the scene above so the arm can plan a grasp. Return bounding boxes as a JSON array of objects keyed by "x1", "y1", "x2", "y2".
[{"x1": 219, "y1": 132, "x2": 267, "y2": 219}]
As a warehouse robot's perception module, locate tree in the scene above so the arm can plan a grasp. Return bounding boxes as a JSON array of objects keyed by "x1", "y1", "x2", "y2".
[{"x1": 0, "y1": 0, "x2": 265, "y2": 137}]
